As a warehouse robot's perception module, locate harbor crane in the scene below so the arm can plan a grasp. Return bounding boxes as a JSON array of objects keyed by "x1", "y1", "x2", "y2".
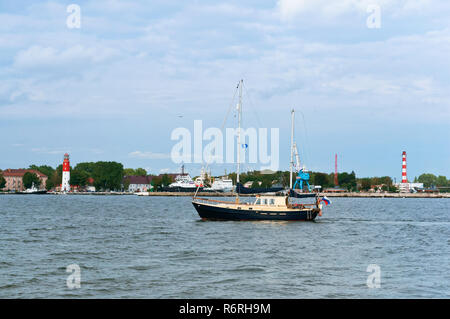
[{"x1": 292, "y1": 142, "x2": 311, "y2": 192}]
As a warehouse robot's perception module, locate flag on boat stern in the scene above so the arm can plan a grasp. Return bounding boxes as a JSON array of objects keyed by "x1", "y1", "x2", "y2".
[{"x1": 321, "y1": 196, "x2": 331, "y2": 206}]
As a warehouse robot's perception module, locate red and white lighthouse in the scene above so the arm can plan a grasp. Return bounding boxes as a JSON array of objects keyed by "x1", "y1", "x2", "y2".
[
  {"x1": 401, "y1": 151, "x2": 407, "y2": 183},
  {"x1": 62, "y1": 153, "x2": 71, "y2": 192}
]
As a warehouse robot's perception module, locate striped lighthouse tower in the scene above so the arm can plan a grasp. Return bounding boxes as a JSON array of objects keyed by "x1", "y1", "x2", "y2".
[
  {"x1": 62, "y1": 153, "x2": 71, "y2": 192},
  {"x1": 401, "y1": 151, "x2": 407, "y2": 183}
]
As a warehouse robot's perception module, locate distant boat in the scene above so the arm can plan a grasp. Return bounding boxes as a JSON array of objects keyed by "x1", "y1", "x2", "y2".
[
  {"x1": 203, "y1": 177, "x2": 234, "y2": 192},
  {"x1": 161, "y1": 165, "x2": 203, "y2": 192},
  {"x1": 192, "y1": 80, "x2": 325, "y2": 221},
  {"x1": 16, "y1": 183, "x2": 47, "y2": 195}
]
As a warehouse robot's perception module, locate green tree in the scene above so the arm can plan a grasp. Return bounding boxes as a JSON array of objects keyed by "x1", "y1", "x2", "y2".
[
  {"x1": 260, "y1": 178, "x2": 273, "y2": 188},
  {"x1": 123, "y1": 168, "x2": 147, "y2": 176},
  {"x1": 29, "y1": 164, "x2": 39, "y2": 171},
  {"x1": 360, "y1": 178, "x2": 372, "y2": 191},
  {"x1": 49, "y1": 165, "x2": 63, "y2": 190},
  {"x1": 29, "y1": 165, "x2": 56, "y2": 190},
  {"x1": 134, "y1": 168, "x2": 147, "y2": 176},
  {"x1": 29, "y1": 165, "x2": 55, "y2": 179},
  {"x1": 379, "y1": 176, "x2": 393, "y2": 185},
  {"x1": 313, "y1": 173, "x2": 329, "y2": 188},
  {"x1": 123, "y1": 168, "x2": 136, "y2": 176},
  {"x1": 74, "y1": 162, "x2": 96, "y2": 174},
  {"x1": 276, "y1": 171, "x2": 290, "y2": 187},
  {"x1": 123, "y1": 178, "x2": 131, "y2": 191},
  {"x1": 55, "y1": 164, "x2": 63, "y2": 184},
  {"x1": 229, "y1": 172, "x2": 237, "y2": 185},
  {"x1": 23, "y1": 172, "x2": 41, "y2": 189},
  {"x1": 70, "y1": 169, "x2": 89, "y2": 187},
  {"x1": 389, "y1": 185, "x2": 398, "y2": 193},
  {"x1": 45, "y1": 178, "x2": 54, "y2": 191},
  {"x1": 161, "y1": 174, "x2": 172, "y2": 187},
  {"x1": 338, "y1": 171, "x2": 357, "y2": 191},
  {"x1": 151, "y1": 176, "x2": 162, "y2": 191},
  {"x1": 251, "y1": 181, "x2": 260, "y2": 188},
  {"x1": 418, "y1": 173, "x2": 438, "y2": 188},
  {"x1": 0, "y1": 172, "x2": 6, "y2": 189},
  {"x1": 436, "y1": 175, "x2": 448, "y2": 187},
  {"x1": 91, "y1": 161, "x2": 124, "y2": 191}
]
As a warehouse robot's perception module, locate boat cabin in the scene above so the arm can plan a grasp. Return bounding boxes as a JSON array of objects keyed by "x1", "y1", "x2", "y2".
[{"x1": 253, "y1": 196, "x2": 288, "y2": 207}]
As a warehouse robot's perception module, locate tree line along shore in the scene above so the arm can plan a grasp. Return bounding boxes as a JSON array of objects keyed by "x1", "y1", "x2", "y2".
[
  {"x1": 1, "y1": 191, "x2": 448, "y2": 198},
  {"x1": 1, "y1": 161, "x2": 449, "y2": 193}
]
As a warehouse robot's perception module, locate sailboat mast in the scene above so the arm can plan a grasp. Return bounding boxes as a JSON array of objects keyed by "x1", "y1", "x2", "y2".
[
  {"x1": 290, "y1": 109, "x2": 295, "y2": 189},
  {"x1": 237, "y1": 79, "x2": 242, "y2": 185}
]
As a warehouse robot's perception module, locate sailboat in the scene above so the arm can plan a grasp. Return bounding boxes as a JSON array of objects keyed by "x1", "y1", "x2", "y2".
[{"x1": 192, "y1": 80, "x2": 326, "y2": 221}]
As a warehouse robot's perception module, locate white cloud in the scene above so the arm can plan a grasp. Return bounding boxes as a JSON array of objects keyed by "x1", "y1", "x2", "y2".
[
  {"x1": 128, "y1": 151, "x2": 170, "y2": 159},
  {"x1": 197, "y1": 3, "x2": 257, "y2": 17},
  {"x1": 31, "y1": 147, "x2": 71, "y2": 155},
  {"x1": 88, "y1": 148, "x2": 105, "y2": 155},
  {"x1": 14, "y1": 45, "x2": 119, "y2": 69},
  {"x1": 276, "y1": 0, "x2": 440, "y2": 20},
  {"x1": 0, "y1": 0, "x2": 449, "y2": 176},
  {"x1": 1, "y1": 1, "x2": 450, "y2": 125},
  {"x1": 323, "y1": 75, "x2": 401, "y2": 94},
  {"x1": 277, "y1": 0, "x2": 375, "y2": 20}
]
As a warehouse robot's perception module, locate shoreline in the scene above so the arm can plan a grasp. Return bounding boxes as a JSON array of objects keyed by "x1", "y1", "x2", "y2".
[{"x1": 1, "y1": 191, "x2": 449, "y2": 198}]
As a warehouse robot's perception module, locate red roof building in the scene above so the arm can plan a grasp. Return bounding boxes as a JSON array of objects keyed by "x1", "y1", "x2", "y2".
[
  {"x1": 123, "y1": 175, "x2": 153, "y2": 192},
  {"x1": 1, "y1": 169, "x2": 48, "y2": 191}
]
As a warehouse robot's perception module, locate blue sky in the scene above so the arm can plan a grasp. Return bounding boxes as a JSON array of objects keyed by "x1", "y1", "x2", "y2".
[{"x1": 1, "y1": 0, "x2": 449, "y2": 180}]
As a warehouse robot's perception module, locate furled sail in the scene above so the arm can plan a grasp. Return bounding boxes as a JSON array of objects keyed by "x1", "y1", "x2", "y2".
[{"x1": 235, "y1": 183, "x2": 284, "y2": 194}]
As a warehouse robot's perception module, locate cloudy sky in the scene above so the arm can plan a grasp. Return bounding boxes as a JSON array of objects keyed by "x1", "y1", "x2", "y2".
[{"x1": 1, "y1": 0, "x2": 449, "y2": 180}]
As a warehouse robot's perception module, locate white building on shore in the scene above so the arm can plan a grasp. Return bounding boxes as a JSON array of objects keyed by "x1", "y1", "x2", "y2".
[{"x1": 396, "y1": 182, "x2": 424, "y2": 193}]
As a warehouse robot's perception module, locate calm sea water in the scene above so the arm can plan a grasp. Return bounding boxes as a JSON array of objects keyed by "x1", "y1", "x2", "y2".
[{"x1": 0, "y1": 195, "x2": 449, "y2": 298}]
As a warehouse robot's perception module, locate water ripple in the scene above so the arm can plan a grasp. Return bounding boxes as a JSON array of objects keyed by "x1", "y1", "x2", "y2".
[{"x1": 0, "y1": 195, "x2": 448, "y2": 298}]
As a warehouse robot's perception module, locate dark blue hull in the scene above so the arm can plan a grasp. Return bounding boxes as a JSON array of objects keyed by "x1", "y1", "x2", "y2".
[
  {"x1": 14, "y1": 190, "x2": 48, "y2": 195},
  {"x1": 192, "y1": 202, "x2": 319, "y2": 221}
]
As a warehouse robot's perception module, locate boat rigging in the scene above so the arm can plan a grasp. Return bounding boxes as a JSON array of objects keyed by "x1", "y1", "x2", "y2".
[{"x1": 192, "y1": 80, "x2": 328, "y2": 221}]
